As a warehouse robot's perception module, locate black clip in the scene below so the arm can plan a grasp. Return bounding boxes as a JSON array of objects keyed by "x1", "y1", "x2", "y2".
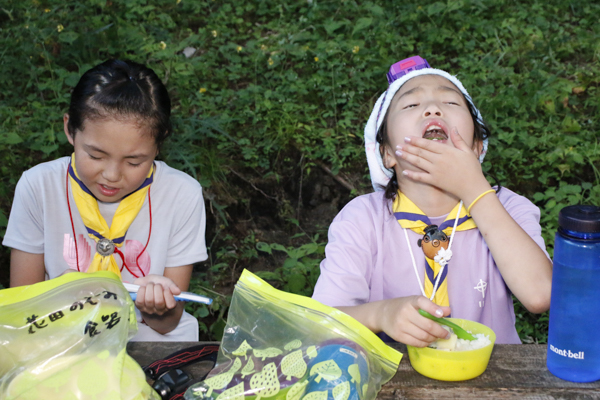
[
  {"x1": 142, "y1": 344, "x2": 220, "y2": 399},
  {"x1": 153, "y1": 369, "x2": 191, "y2": 400}
]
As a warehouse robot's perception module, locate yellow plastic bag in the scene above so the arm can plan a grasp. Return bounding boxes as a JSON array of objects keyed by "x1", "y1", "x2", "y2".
[
  {"x1": 0, "y1": 271, "x2": 160, "y2": 400},
  {"x1": 184, "y1": 270, "x2": 402, "y2": 400}
]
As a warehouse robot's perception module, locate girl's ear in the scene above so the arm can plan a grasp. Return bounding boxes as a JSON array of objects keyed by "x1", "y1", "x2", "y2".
[
  {"x1": 382, "y1": 144, "x2": 397, "y2": 170},
  {"x1": 63, "y1": 114, "x2": 75, "y2": 145},
  {"x1": 473, "y1": 139, "x2": 484, "y2": 159}
]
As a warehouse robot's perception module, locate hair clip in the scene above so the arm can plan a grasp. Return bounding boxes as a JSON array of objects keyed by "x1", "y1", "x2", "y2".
[{"x1": 386, "y1": 56, "x2": 431, "y2": 84}]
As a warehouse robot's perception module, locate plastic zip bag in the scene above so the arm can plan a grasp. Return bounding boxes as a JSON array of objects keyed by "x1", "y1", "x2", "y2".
[
  {"x1": 0, "y1": 271, "x2": 160, "y2": 400},
  {"x1": 184, "y1": 270, "x2": 402, "y2": 400}
]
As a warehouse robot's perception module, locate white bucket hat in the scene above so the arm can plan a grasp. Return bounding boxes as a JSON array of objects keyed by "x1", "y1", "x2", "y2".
[{"x1": 364, "y1": 56, "x2": 489, "y2": 191}]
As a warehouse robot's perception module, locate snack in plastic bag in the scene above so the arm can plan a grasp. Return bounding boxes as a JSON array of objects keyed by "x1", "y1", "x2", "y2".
[
  {"x1": 184, "y1": 270, "x2": 402, "y2": 400},
  {"x1": 0, "y1": 271, "x2": 160, "y2": 400}
]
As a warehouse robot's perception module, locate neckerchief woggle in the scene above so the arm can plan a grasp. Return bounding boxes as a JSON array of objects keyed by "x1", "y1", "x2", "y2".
[
  {"x1": 68, "y1": 154, "x2": 153, "y2": 278},
  {"x1": 393, "y1": 192, "x2": 477, "y2": 306}
]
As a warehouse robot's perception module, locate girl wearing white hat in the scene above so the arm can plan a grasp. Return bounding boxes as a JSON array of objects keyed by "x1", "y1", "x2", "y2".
[{"x1": 312, "y1": 56, "x2": 552, "y2": 346}]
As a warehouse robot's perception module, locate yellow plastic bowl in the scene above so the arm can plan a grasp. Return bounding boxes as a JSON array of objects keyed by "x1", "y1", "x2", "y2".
[{"x1": 407, "y1": 318, "x2": 496, "y2": 381}]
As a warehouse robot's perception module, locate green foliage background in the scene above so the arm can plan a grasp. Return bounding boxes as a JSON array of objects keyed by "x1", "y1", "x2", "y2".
[{"x1": 1, "y1": 0, "x2": 599, "y2": 342}]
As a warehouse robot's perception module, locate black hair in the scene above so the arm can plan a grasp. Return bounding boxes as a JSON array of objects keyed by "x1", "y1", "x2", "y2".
[
  {"x1": 66, "y1": 59, "x2": 172, "y2": 148},
  {"x1": 376, "y1": 86, "x2": 492, "y2": 201}
]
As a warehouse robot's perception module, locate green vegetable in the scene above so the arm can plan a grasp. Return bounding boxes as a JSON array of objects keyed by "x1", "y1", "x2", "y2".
[{"x1": 418, "y1": 309, "x2": 476, "y2": 341}]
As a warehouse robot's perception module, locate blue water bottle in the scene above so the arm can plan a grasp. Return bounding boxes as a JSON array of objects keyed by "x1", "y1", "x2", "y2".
[{"x1": 547, "y1": 205, "x2": 600, "y2": 382}]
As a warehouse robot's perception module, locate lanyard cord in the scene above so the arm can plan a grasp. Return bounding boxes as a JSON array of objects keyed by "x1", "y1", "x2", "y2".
[
  {"x1": 65, "y1": 167, "x2": 152, "y2": 276},
  {"x1": 66, "y1": 168, "x2": 80, "y2": 272},
  {"x1": 404, "y1": 226, "x2": 425, "y2": 297}
]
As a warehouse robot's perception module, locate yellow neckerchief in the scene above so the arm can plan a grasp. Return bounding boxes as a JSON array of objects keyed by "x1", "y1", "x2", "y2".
[
  {"x1": 68, "y1": 154, "x2": 153, "y2": 278},
  {"x1": 393, "y1": 192, "x2": 477, "y2": 306}
]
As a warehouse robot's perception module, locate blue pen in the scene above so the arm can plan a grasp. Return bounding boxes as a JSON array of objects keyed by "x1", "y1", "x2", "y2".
[{"x1": 122, "y1": 283, "x2": 212, "y2": 305}]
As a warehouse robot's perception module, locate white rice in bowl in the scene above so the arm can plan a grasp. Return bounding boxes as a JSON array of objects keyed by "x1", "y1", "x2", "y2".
[
  {"x1": 429, "y1": 328, "x2": 492, "y2": 351},
  {"x1": 454, "y1": 334, "x2": 492, "y2": 351}
]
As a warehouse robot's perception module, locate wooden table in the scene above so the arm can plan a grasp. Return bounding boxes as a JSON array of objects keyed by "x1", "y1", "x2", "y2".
[{"x1": 127, "y1": 342, "x2": 600, "y2": 399}]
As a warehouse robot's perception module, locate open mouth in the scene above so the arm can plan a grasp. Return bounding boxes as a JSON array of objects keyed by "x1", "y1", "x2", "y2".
[
  {"x1": 422, "y1": 124, "x2": 448, "y2": 141},
  {"x1": 98, "y1": 184, "x2": 120, "y2": 197}
]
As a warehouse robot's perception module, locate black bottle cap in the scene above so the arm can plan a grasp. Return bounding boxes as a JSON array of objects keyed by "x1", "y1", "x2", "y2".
[{"x1": 559, "y1": 205, "x2": 600, "y2": 233}]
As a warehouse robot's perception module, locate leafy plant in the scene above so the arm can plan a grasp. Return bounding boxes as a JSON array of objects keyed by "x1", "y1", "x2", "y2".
[
  {"x1": 185, "y1": 279, "x2": 230, "y2": 341},
  {"x1": 1, "y1": 0, "x2": 599, "y2": 342},
  {"x1": 255, "y1": 220, "x2": 326, "y2": 296},
  {"x1": 514, "y1": 299, "x2": 549, "y2": 344}
]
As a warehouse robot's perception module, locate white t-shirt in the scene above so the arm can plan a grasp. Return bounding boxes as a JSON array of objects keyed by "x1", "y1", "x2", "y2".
[{"x1": 3, "y1": 157, "x2": 208, "y2": 341}]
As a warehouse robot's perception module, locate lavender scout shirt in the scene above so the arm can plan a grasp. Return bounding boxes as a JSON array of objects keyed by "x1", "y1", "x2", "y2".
[{"x1": 312, "y1": 189, "x2": 549, "y2": 344}]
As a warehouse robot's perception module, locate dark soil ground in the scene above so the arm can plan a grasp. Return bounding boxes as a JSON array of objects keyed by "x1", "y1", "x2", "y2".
[{"x1": 196, "y1": 159, "x2": 367, "y2": 298}]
